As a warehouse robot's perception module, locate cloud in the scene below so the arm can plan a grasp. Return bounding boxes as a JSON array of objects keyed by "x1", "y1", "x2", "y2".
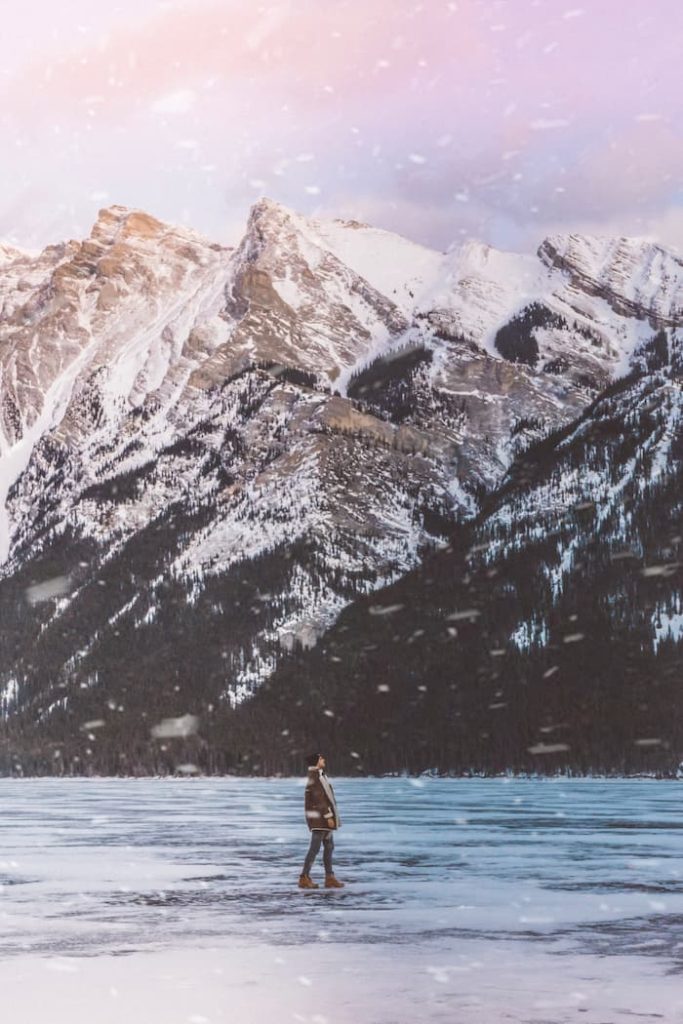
[
  {"x1": 0, "y1": 0, "x2": 483, "y2": 124},
  {"x1": 0, "y1": 0, "x2": 682, "y2": 252}
]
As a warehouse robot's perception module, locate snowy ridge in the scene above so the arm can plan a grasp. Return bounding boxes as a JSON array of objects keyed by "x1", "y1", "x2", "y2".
[
  {"x1": 420, "y1": 240, "x2": 545, "y2": 352},
  {"x1": 539, "y1": 233, "x2": 683, "y2": 327},
  {"x1": 309, "y1": 215, "x2": 446, "y2": 315}
]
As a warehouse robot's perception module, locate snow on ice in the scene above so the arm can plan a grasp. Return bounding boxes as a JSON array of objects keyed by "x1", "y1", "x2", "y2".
[{"x1": 0, "y1": 778, "x2": 682, "y2": 1023}]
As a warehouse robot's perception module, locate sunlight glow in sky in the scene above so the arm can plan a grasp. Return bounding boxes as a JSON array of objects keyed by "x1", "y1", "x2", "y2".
[{"x1": 1, "y1": 0, "x2": 681, "y2": 253}]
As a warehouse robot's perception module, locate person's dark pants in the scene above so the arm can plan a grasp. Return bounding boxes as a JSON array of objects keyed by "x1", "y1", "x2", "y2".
[{"x1": 302, "y1": 829, "x2": 334, "y2": 876}]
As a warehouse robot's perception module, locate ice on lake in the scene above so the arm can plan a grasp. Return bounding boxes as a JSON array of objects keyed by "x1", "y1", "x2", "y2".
[{"x1": 1, "y1": 777, "x2": 682, "y2": 1023}]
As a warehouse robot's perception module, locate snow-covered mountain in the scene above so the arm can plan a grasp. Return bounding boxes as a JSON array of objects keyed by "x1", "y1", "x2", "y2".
[{"x1": 0, "y1": 199, "x2": 680, "y2": 772}]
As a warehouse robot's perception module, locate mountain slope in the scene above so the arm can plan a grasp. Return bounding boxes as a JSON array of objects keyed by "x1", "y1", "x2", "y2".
[{"x1": 225, "y1": 332, "x2": 682, "y2": 776}]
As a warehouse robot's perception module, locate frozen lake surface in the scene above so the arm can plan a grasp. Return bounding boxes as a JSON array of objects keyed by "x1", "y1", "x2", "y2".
[{"x1": 1, "y1": 777, "x2": 682, "y2": 1023}]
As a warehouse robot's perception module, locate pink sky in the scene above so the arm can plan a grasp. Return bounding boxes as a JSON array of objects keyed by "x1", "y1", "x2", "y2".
[{"x1": 1, "y1": 0, "x2": 682, "y2": 253}]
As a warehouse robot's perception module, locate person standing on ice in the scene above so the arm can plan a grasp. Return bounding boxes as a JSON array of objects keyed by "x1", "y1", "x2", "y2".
[{"x1": 298, "y1": 752, "x2": 345, "y2": 889}]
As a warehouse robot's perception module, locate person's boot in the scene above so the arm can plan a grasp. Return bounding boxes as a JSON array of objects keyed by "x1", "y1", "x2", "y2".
[
  {"x1": 325, "y1": 875, "x2": 345, "y2": 888},
  {"x1": 298, "y1": 874, "x2": 319, "y2": 889}
]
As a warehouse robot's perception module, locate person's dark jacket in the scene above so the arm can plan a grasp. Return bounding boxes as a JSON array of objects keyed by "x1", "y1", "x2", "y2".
[{"x1": 304, "y1": 767, "x2": 341, "y2": 831}]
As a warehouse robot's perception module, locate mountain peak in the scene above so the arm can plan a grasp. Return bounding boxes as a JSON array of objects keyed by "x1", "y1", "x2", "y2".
[
  {"x1": 90, "y1": 205, "x2": 166, "y2": 245},
  {"x1": 247, "y1": 196, "x2": 298, "y2": 226},
  {"x1": 239, "y1": 197, "x2": 313, "y2": 257}
]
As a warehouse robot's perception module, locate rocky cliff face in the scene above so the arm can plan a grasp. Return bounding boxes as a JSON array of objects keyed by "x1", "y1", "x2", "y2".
[{"x1": 0, "y1": 200, "x2": 680, "y2": 772}]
